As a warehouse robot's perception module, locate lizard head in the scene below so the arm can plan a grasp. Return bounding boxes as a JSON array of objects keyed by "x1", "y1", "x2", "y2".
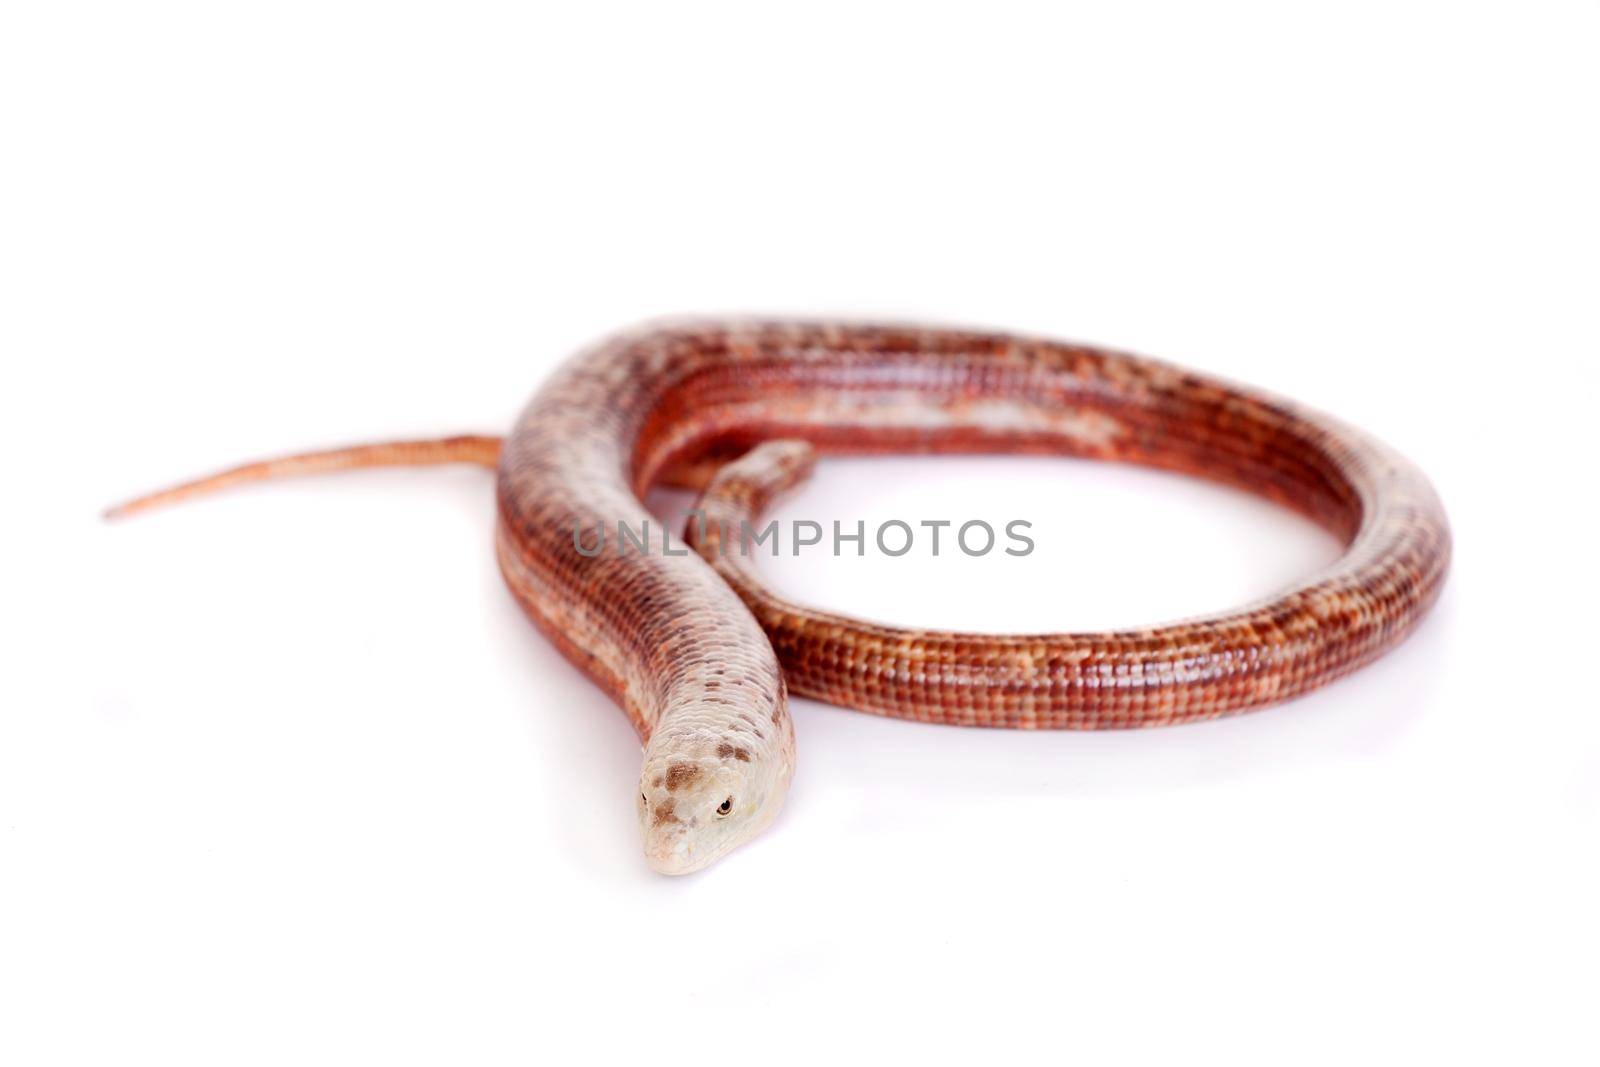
[{"x1": 637, "y1": 690, "x2": 795, "y2": 875}]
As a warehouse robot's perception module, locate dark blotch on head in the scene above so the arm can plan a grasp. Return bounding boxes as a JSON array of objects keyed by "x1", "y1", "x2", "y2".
[
  {"x1": 716, "y1": 742, "x2": 752, "y2": 762},
  {"x1": 664, "y1": 762, "x2": 701, "y2": 791},
  {"x1": 651, "y1": 799, "x2": 678, "y2": 827}
]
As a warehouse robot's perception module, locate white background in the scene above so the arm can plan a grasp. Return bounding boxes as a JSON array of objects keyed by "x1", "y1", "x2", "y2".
[{"x1": 3, "y1": 2, "x2": 1596, "y2": 1064}]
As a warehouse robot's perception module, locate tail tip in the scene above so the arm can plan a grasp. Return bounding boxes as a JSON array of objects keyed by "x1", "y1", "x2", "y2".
[{"x1": 102, "y1": 498, "x2": 146, "y2": 522}]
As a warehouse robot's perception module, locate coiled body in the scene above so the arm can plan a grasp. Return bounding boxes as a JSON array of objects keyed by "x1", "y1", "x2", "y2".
[
  {"x1": 493, "y1": 321, "x2": 1449, "y2": 869},
  {"x1": 113, "y1": 319, "x2": 1450, "y2": 874}
]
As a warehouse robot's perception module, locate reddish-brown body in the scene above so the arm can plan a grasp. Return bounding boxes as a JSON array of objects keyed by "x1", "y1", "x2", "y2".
[
  {"x1": 497, "y1": 321, "x2": 1449, "y2": 732},
  {"x1": 112, "y1": 319, "x2": 1450, "y2": 870}
]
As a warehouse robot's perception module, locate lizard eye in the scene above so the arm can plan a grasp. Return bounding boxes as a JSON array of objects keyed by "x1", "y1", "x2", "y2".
[{"x1": 716, "y1": 797, "x2": 733, "y2": 816}]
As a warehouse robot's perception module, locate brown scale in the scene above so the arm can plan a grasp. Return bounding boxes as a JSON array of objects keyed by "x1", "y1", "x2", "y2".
[
  {"x1": 495, "y1": 321, "x2": 1447, "y2": 731},
  {"x1": 108, "y1": 320, "x2": 1450, "y2": 870}
]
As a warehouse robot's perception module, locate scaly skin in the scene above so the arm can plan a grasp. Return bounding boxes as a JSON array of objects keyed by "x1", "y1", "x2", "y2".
[{"x1": 112, "y1": 319, "x2": 1451, "y2": 875}]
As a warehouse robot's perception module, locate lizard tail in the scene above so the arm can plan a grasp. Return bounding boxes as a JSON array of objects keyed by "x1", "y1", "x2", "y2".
[{"x1": 104, "y1": 435, "x2": 504, "y2": 521}]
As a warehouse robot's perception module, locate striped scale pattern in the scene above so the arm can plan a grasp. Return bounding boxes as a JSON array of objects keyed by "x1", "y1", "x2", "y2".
[{"x1": 491, "y1": 320, "x2": 1450, "y2": 867}]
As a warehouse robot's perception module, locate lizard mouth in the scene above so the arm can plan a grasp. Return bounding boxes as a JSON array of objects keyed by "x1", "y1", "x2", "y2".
[{"x1": 643, "y1": 824, "x2": 709, "y2": 875}]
